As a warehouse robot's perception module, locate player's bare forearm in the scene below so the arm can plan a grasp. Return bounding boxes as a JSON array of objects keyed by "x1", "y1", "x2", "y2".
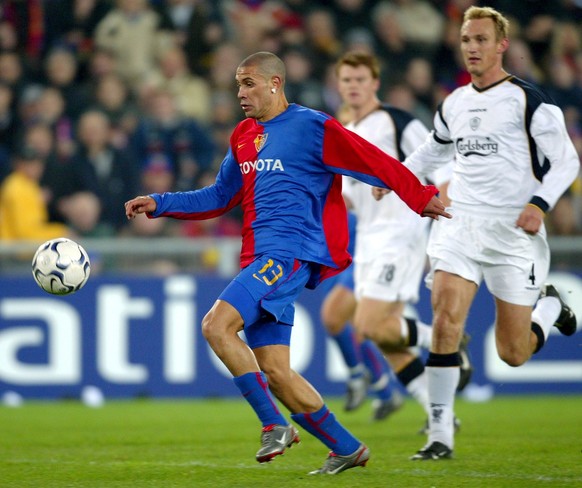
[{"x1": 125, "y1": 196, "x2": 157, "y2": 219}]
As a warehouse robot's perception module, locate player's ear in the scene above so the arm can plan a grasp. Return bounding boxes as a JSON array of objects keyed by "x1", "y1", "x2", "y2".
[
  {"x1": 498, "y1": 37, "x2": 509, "y2": 54},
  {"x1": 271, "y1": 76, "x2": 282, "y2": 94}
]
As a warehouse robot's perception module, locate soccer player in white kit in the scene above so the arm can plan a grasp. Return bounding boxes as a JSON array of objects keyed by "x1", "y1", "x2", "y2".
[
  {"x1": 326, "y1": 51, "x2": 470, "y2": 426},
  {"x1": 395, "y1": 6, "x2": 579, "y2": 460}
]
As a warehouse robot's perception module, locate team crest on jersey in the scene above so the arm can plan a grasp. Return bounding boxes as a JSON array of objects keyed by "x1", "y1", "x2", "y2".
[
  {"x1": 254, "y1": 133, "x2": 268, "y2": 152},
  {"x1": 469, "y1": 117, "x2": 481, "y2": 131}
]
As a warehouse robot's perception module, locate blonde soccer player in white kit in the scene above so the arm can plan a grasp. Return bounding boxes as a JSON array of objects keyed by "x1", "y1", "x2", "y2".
[
  {"x1": 389, "y1": 6, "x2": 579, "y2": 460},
  {"x1": 328, "y1": 52, "x2": 470, "y2": 428}
]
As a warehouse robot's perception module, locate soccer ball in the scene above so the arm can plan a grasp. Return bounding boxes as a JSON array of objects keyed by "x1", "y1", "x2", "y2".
[{"x1": 32, "y1": 238, "x2": 91, "y2": 295}]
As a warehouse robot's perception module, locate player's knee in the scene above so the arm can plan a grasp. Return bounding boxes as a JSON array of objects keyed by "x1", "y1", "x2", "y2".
[
  {"x1": 432, "y1": 310, "x2": 463, "y2": 350},
  {"x1": 200, "y1": 312, "x2": 214, "y2": 342},
  {"x1": 261, "y1": 364, "x2": 288, "y2": 394},
  {"x1": 354, "y1": 318, "x2": 374, "y2": 341},
  {"x1": 497, "y1": 344, "x2": 528, "y2": 367},
  {"x1": 322, "y1": 316, "x2": 344, "y2": 335},
  {"x1": 201, "y1": 310, "x2": 224, "y2": 345}
]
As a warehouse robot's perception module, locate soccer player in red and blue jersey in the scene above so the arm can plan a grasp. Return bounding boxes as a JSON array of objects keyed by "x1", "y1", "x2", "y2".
[{"x1": 125, "y1": 51, "x2": 450, "y2": 475}]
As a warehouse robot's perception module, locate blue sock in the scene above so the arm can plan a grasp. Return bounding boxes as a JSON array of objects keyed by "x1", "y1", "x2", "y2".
[
  {"x1": 291, "y1": 405, "x2": 360, "y2": 455},
  {"x1": 361, "y1": 340, "x2": 394, "y2": 401},
  {"x1": 233, "y1": 372, "x2": 288, "y2": 427},
  {"x1": 331, "y1": 325, "x2": 363, "y2": 374}
]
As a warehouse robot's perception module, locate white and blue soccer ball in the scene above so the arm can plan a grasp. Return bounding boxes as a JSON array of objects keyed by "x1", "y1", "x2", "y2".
[{"x1": 32, "y1": 238, "x2": 91, "y2": 295}]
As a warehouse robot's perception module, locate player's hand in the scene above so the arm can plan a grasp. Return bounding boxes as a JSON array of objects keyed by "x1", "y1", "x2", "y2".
[
  {"x1": 372, "y1": 187, "x2": 391, "y2": 201},
  {"x1": 516, "y1": 204, "x2": 544, "y2": 235},
  {"x1": 125, "y1": 195, "x2": 157, "y2": 219},
  {"x1": 421, "y1": 195, "x2": 452, "y2": 220}
]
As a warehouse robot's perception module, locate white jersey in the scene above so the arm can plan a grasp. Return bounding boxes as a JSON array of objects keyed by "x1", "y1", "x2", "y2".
[
  {"x1": 405, "y1": 76, "x2": 580, "y2": 213},
  {"x1": 342, "y1": 105, "x2": 432, "y2": 264}
]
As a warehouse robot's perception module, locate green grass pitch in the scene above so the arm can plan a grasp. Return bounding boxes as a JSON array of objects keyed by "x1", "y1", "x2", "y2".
[{"x1": 0, "y1": 395, "x2": 580, "y2": 487}]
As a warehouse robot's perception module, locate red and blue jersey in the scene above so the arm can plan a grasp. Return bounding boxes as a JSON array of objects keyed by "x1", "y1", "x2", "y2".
[{"x1": 149, "y1": 104, "x2": 437, "y2": 288}]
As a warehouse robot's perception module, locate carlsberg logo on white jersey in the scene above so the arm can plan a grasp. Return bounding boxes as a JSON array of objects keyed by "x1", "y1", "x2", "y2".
[
  {"x1": 239, "y1": 159, "x2": 285, "y2": 174},
  {"x1": 456, "y1": 136, "x2": 498, "y2": 156}
]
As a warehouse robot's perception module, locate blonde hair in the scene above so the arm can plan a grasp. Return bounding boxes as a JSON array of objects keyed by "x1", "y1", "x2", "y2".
[
  {"x1": 463, "y1": 6, "x2": 510, "y2": 41},
  {"x1": 335, "y1": 51, "x2": 381, "y2": 79}
]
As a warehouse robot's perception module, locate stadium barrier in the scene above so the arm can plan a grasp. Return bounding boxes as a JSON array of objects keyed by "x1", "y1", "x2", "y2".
[{"x1": 1, "y1": 252, "x2": 581, "y2": 400}]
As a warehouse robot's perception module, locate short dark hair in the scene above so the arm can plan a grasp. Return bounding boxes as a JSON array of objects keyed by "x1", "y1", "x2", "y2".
[{"x1": 238, "y1": 51, "x2": 286, "y2": 84}]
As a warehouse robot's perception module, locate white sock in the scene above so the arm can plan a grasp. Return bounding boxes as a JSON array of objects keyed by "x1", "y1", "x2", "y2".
[
  {"x1": 400, "y1": 317, "x2": 409, "y2": 342},
  {"x1": 531, "y1": 296, "x2": 561, "y2": 341},
  {"x1": 427, "y1": 366, "x2": 459, "y2": 449},
  {"x1": 401, "y1": 317, "x2": 433, "y2": 350},
  {"x1": 405, "y1": 370, "x2": 430, "y2": 415},
  {"x1": 415, "y1": 320, "x2": 433, "y2": 350}
]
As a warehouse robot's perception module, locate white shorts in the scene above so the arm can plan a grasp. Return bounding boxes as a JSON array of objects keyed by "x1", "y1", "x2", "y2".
[
  {"x1": 354, "y1": 233, "x2": 428, "y2": 303},
  {"x1": 425, "y1": 205, "x2": 550, "y2": 306}
]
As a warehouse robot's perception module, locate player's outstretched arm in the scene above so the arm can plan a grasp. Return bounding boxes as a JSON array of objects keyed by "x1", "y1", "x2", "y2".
[
  {"x1": 125, "y1": 195, "x2": 157, "y2": 219},
  {"x1": 421, "y1": 195, "x2": 452, "y2": 220}
]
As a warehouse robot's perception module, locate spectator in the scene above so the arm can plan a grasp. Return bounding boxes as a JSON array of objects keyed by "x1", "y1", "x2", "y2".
[
  {"x1": 210, "y1": 90, "x2": 241, "y2": 159},
  {"x1": 131, "y1": 89, "x2": 216, "y2": 191},
  {"x1": 432, "y1": 16, "x2": 468, "y2": 91},
  {"x1": 332, "y1": 0, "x2": 374, "y2": 34},
  {"x1": 405, "y1": 57, "x2": 437, "y2": 107},
  {"x1": 505, "y1": 37, "x2": 544, "y2": 84},
  {"x1": 0, "y1": 82, "x2": 18, "y2": 174},
  {"x1": 94, "y1": 0, "x2": 174, "y2": 90},
  {"x1": 221, "y1": 0, "x2": 287, "y2": 55},
  {"x1": 58, "y1": 190, "x2": 102, "y2": 236},
  {"x1": 371, "y1": 3, "x2": 416, "y2": 85},
  {"x1": 84, "y1": 45, "x2": 119, "y2": 81},
  {"x1": 342, "y1": 27, "x2": 376, "y2": 55},
  {"x1": 545, "y1": 58, "x2": 582, "y2": 115},
  {"x1": 281, "y1": 46, "x2": 325, "y2": 111},
  {"x1": 56, "y1": 110, "x2": 139, "y2": 235},
  {"x1": 547, "y1": 21, "x2": 581, "y2": 69},
  {"x1": 303, "y1": 8, "x2": 343, "y2": 79},
  {"x1": 92, "y1": 72, "x2": 139, "y2": 149},
  {"x1": 36, "y1": 87, "x2": 77, "y2": 161},
  {"x1": 44, "y1": 0, "x2": 111, "y2": 61},
  {"x1": 0, "y1": 19, "x2": 20, "y2": 53},
  {"x1": 155, "y1": 0, "x2": 224, "y2": 76},
  {"x1": 2, "y1": 0, "x2": 46, "y2": 65},
  {"x1": 208, "y1": 42, "x2": 243, "y2": 91},
  {"x1": 373, "y1": 0, "x2": 445, "y2": 56},
  {"x1": 487, "y1": 0, "x2": 565, "y2": 61},
  {"x1": 140, "y1": 157, "x2": 175, "y2": 195},
  {"x1": 0, "y1": 51, "x2": 29, "y2": 101},
  {"x1": 43, "y1": 47, "x2": 91, "y2": 119},
  {"x1": 0, "y1": 146, "x2": 71, "y2": 241},
  {"x1": 145, "y1": 45, "x2": 212, "y2": 124},
  {"x1": 22, "y1": 122, "x2": 69, "y2": 222},
  {"x1": 384, "y1": 82, "x2": 433, "y2": 129}
]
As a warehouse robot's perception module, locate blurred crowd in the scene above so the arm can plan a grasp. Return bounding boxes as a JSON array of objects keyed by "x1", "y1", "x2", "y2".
[{"x1": 1, "y1": 0, "x2": 582, "y2": 245}]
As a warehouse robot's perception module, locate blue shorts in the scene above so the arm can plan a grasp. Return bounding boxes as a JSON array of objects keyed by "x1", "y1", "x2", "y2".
[{"x1": 219, "y1": 255, "x2": 312, "y2": 348}]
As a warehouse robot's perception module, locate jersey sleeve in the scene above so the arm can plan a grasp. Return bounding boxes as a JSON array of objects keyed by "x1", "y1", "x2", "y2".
[
  {"x1": 321, "y1": 117, "x2": 438, "y2": 215},
  {"x1": 149, "y1": 148, "x2": 243, "y2": 220},
  {"x1": 400, "y1": 118, "x2": 430, "y2": 157},
  {"x1": 529, "y1": 103, "x2": 580, "y2": 211},
  {"x1": 404, "y1": 103, "x2": 456, "y2": 180}
]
